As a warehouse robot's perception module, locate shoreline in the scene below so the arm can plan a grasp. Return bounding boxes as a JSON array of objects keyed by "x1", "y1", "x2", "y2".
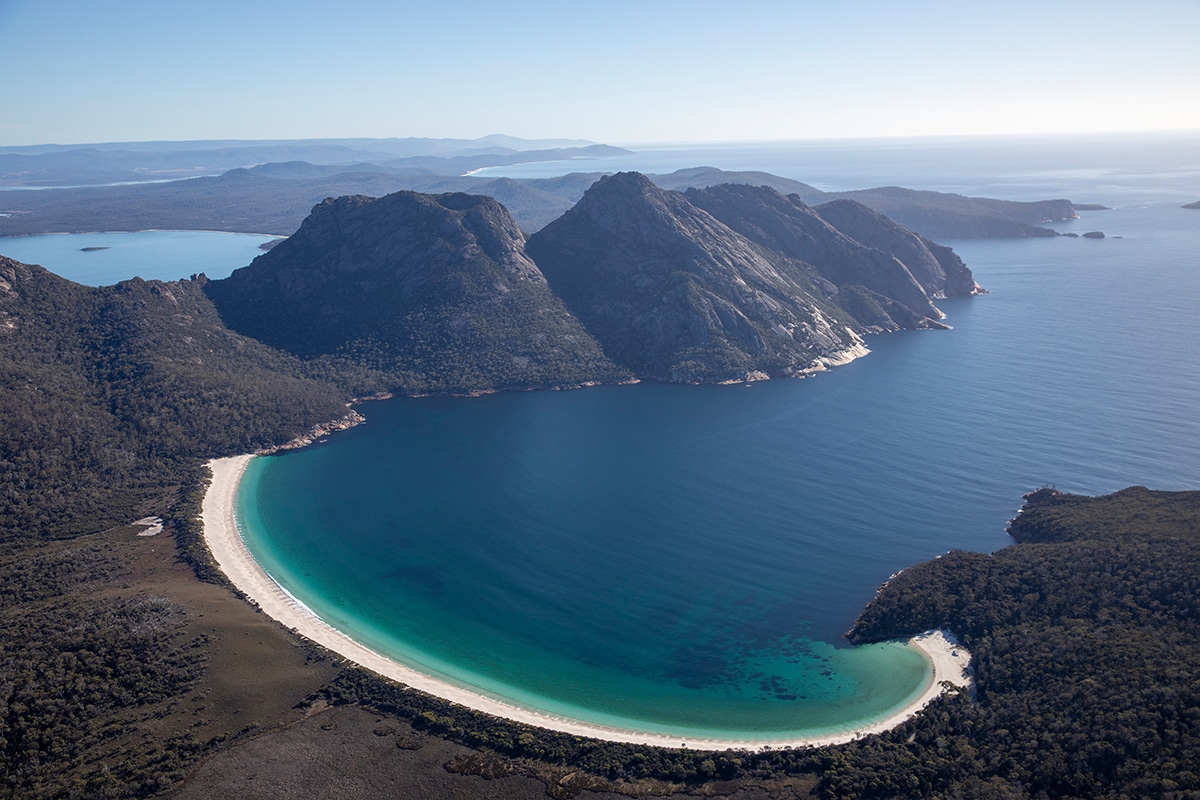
[
  {"x1": 0, "y1": 228, "x2": 287, "y2": 239},
  {"x1": 201, "y1": 454, "x2": 972, "y2": 752}
]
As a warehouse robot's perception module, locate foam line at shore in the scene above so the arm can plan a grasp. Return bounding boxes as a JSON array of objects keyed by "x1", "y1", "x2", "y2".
[{"x1": 201, "y1": 454, "x2": 972, "y2": 751}]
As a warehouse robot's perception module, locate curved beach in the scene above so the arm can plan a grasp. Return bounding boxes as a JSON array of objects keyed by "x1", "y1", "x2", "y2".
[{"x1": 202, "y1": 454, "x2": 972, "y2": 751}]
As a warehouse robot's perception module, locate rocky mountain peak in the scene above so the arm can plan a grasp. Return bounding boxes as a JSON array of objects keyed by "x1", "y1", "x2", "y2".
[
  {"x1": 527, "y1": 174, "x2": 868, "y2": 383},
  {"x1": 685, "y1": 184, "x2": 944, "y2": 322},
  {"x1": 205, "y1": 189, "x2": 621, "y2": 393},
  {"x1": 814, "y1": 198, "x2": 980, "y2": 298}
]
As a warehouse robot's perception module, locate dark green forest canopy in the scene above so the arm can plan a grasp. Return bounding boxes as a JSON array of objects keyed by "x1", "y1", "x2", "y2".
[
  {"x1": 0, "y1": 257, "x2": 348, "y2": 542},
  {"x1": 831, "y1": 486, "x2": 1200, "y2": 799}
]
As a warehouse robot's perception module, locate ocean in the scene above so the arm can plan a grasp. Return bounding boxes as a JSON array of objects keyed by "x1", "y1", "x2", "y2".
[{"x1": 235, "y1": 132, "x2": 1200, "y2": 740}]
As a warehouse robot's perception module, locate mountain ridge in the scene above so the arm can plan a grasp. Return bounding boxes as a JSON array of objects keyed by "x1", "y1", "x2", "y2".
[
  {"x1": 526, "y1": 173, "x2": 967, "y2": 383},
  {"x1": 204, "y1": 190, "x2": 626, "y2": 395},
  {"x1": 197, "y1": 173, "x2": 977, "y2": 391}
]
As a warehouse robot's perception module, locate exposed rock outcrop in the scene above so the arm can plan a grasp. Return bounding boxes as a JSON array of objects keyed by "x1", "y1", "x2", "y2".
[
  {"x1": 205, "y1": 191, "x2": 623, "y2": 394},
  {"x1": 813, "y1": 199, "x2": 982, "y2": 298},
  {"x1": 685, "y1": 184, "x2": 944, "y2": 323},
  {"x1": 527, "y1": 173, "x2": 972, "y2": 383},
  {"x1": 204, "y1": 177, "x2": 981, "y2": 390}
]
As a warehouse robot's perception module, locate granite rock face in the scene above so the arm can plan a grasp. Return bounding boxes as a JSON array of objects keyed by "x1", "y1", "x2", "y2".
[
  {"x1": 527, "y1": 173, "x2": 956, "y2": 383},
  {"x1": 685, "y1": 184, "x2": 945, "y2": 324},
  {"x1": 813, "y1": 199, "x2": 982, "y2": 299},
  {"x1": 206, "y1": 176, "x2": 981, "y2": 390},
  {"x1": 206, "y1": 191, "x2": 622, "y2": 394}
]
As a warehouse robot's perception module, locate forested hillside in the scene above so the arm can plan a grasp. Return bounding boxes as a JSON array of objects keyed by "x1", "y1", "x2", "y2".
[
  {"x1": 0, "y1": 257, "x2": 348, "y2": 541},
  {"x1": 834, "y1": 486, "x2": 1200, "y2": 798}
]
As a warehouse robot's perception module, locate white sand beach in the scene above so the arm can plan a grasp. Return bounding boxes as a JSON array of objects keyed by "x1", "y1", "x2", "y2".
[{"x1": 202, "y1": 454, "x2": 972, "y2": 751}]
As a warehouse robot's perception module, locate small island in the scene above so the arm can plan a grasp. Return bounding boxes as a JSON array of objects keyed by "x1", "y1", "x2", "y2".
[
  {"x1": 80, "y1": 245, "x2": 111, "y2": 252},
  {"x1": 1183, "y1": 200, "x2": 1200, "y2": 209}
]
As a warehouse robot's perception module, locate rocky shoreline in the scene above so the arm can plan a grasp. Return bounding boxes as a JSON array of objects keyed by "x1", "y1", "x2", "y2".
[{"x1": 255, "y1": 408, "x2": 366, "y2": 455}]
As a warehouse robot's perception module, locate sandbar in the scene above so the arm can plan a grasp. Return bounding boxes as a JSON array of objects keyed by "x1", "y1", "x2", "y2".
[{"x1": 202, "y1": 454, "x2": 972, "y2": 751}]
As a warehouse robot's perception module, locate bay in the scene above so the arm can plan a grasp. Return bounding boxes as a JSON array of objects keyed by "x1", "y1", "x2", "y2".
[
  {"x1": 0, "y1": 229, "x2": 277, "y2": 286},
  {"x1": 237, "y1": 137, "x2": 1200, "y2": 739}
]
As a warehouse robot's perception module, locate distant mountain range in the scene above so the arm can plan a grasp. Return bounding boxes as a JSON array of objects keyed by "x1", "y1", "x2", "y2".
[
  {"x1": 0, "y1": 135, "x2": 627, "y2": 187},
  {"x1": 0, "y1": 163, "x2": 1078, "y2": 241},
  {"x1": 0, "y1": 135, "x2": 1084, "y2": 241}
]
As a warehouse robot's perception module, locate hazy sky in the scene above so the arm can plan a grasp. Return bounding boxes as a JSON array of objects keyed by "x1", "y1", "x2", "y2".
[{"x1": 3, "y1": 0, "x2": 1198, "y2": 146}]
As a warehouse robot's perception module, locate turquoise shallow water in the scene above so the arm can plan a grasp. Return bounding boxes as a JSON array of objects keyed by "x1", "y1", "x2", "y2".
[{"x1": 236, "y1": 387, "x2": 939, "y2": 739}]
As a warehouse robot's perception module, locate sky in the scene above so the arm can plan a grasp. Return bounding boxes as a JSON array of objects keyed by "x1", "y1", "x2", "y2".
[{"x1": 2, "y1": 0, "x2": 1198, "y2": 146}]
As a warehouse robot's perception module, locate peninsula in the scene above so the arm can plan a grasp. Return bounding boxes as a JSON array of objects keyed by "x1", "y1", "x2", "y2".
[{"x1": 203, "y1": 174, "x2": 979, "y2": 391}]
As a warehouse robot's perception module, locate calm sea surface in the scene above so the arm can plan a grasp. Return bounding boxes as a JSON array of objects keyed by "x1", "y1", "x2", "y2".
[
  {"x1": 0, "y1": 230, "x2": 276, "y2": 286},
  {"x1": 237, "y1": 134, "x2": 1200, "y2": 739}
]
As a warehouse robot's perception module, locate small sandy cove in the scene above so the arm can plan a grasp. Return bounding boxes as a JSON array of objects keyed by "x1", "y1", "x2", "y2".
[{"x1": 202, "y1": 455, "x2": 972, "y2": 751}]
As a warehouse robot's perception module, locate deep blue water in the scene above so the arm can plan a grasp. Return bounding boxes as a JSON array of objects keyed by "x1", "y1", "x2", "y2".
[
  {"x1": 237, "y1": 134, "x2": 1200, "y2": 739},
  {"x1": 0, "y1": 230, "x2": 276, "y2": 286}
]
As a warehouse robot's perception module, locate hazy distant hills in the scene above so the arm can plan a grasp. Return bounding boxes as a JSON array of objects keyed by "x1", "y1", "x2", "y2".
[
  {"x1": 0, "y1": 135, "x2": 628, "y2": 188},
  {"x1": 817, "y1": 186, "x2": 1075, "y2": 240},
  {"x1": 0, "y1": 134, "x2": 602, "y2": 158},
  {"x1": 0, "y1": 166, "x2": 610, "y2": 238},
  {"x1": 0, "y1": 159, "x2": 1078, "y2": 241}
]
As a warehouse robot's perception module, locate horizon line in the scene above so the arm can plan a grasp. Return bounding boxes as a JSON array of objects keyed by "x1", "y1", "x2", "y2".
[{"x1": 3, "y1": 127, "x2": 1198, "y2": 151}]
